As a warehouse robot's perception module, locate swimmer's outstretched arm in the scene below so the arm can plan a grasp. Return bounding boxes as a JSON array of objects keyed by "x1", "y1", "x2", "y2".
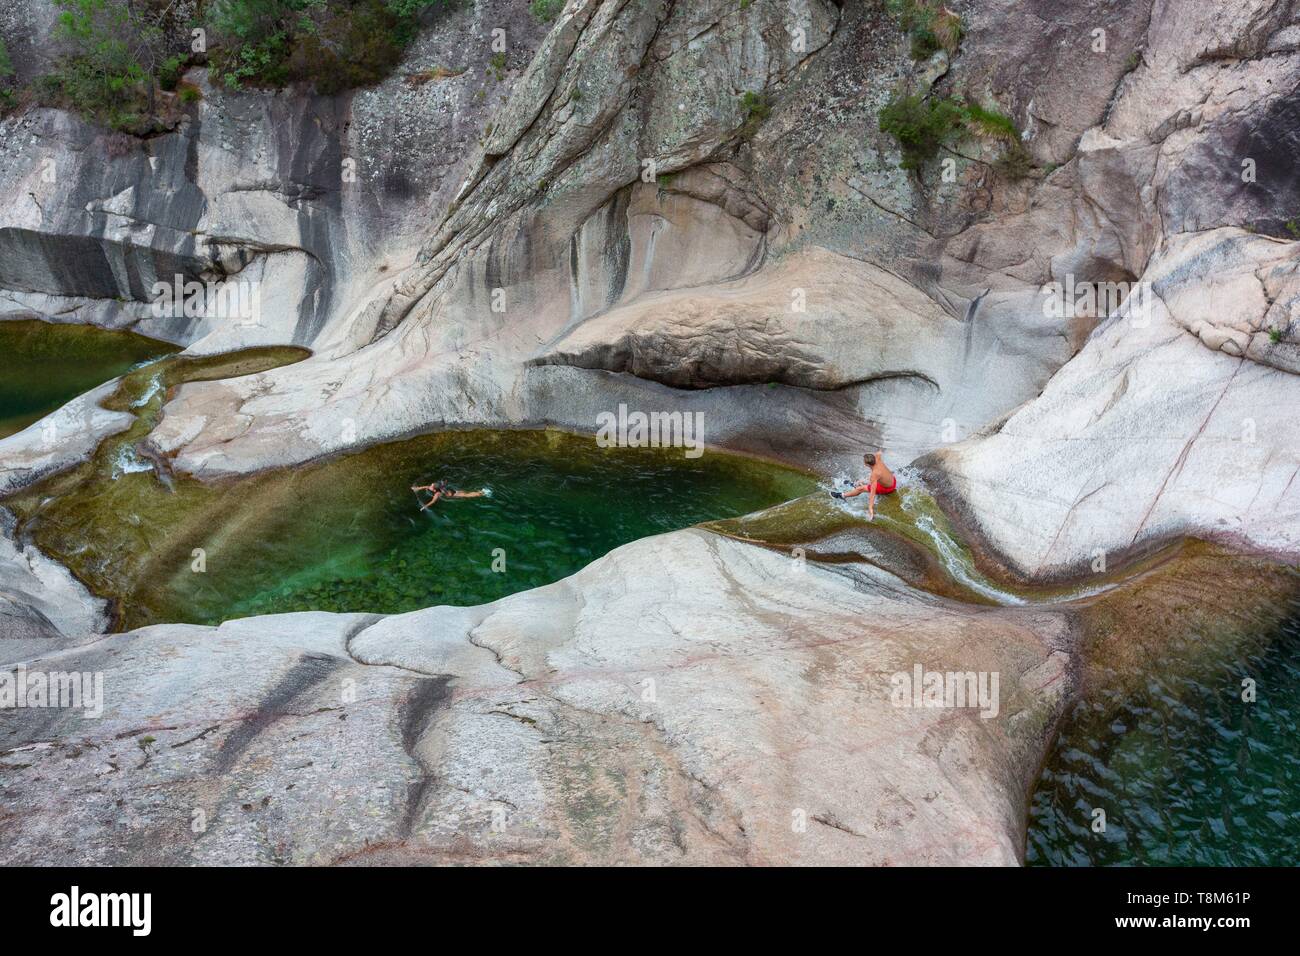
[{"x1": 419, "y1": 490, "x2": 442, "y2": 510}]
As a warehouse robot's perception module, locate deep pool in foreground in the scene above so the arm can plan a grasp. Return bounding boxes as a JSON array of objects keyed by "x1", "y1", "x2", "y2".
[{"x1": 1027, "y1": 599, "x2": 1300, "y2": 866}]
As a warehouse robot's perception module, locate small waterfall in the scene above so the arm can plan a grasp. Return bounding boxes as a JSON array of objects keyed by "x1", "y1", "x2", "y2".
[
  {"x1": 900, "y1": 487, "x2": 1026, "y2": 605},
  {"x1": 824, "y1": 468, "x2": 1120, "y2": 606},
  {"x1": 111, "y1": 444, "x2": 155, "y2": 479},
  {"x1": 131, "y1": 372, "x2": 165, "y2": 408}
]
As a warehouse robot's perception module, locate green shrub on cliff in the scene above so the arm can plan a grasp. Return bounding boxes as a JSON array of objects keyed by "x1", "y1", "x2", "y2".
[
  {"x1": 737, "y1": 89, "x2": 772, "y2": 139},
  {"x1": 992, "y1": 141, "x2": 1033, "y2": 180},
  {"x1": 962, "y1": 102, "x2": 1018, "y2": 143},
  {"x1": 28, "y1": 0, "x2": 201, "y2": 131},
  {"x1": 530, "y1": 0, "x2": 565, "y2": 22},
  {"x1": 887, "y1": 0, "x2": 963, "y2": 59},
  {"x1": 880, "y1": 90, "x2": 1031, "y2": 178},
  {"x1": 206, "y1": 0, "x2": 446, "y2": 94},
  {"x1": 878, "y1": 90, "x2": 963, "y2": 170},
  {"x1": 41, "y1": 0, "x2": 156, "y2": 131},
  {"x1": 0, "y1": 39, "x2": 14, "y2": 111},
  {"x1": 385, "y1": 0, "x2": 450, "y2": 17},
  {"x1": 963, "y1": 101, "x2": 1032, "y2": 179}
]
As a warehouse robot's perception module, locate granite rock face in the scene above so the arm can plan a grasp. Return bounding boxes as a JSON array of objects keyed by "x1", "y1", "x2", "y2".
[
  {"x1": 914, "y1": 0, "x2": 1300, "y2": 579},
  {"x1": 922, "y1": 230, "x2": 1300, "y2": 581},
  {"x1": 0, "y1": 1, "x2": 550, "y2": 352},
  {"x1": 119, "y1": 0, "x2": 1300, "y2": 515},
  {"x1": 0, "y1": 380, "x2": 131, "y2": 498},
  {"x1": 5, "y1": 0, "x2": 1296, "y2": 498},
  {"x1": 0, "y1": 530, "x2": 1075, "y2": 866},
  {"x1": 0, "y1": 508, "x2": 108, "y2": 662}
]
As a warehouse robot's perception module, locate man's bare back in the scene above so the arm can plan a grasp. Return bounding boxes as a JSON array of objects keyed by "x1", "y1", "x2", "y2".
[{"x1": 830, "y1": 451, "x2": 897, "y2": 519}]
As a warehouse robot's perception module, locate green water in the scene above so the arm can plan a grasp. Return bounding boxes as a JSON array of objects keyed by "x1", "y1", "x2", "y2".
[
  {"x1": 10, "y1": 422, "x2": 814, "y2": 630},
  {"x1": 190, "y1": 431, "x2": 813, "y2": 625},
  {"x1": 0, "y1": 320, "x2": 177, "y2": 438},
  {"x1": 1026, "y1": 601, "x2": 1300, "y2": 866}
]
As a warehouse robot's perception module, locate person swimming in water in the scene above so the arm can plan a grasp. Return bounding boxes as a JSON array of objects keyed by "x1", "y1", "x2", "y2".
[
  {"x1": 411, "y1": 480, "x2": 488, "y2": 511},
  {"x1": 830, "y1": 451, "x2": 896, "y2": 520}
]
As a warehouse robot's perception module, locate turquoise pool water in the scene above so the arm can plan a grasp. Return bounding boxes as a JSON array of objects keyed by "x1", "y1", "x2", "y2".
[{"x1": 12, "y1": 426, "x2": 815, "y2": 630}]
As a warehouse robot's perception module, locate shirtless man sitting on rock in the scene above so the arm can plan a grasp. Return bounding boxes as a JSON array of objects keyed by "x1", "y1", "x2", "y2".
[{"x1": 831, "y1": 451, "x2": 896, "y2": 520}]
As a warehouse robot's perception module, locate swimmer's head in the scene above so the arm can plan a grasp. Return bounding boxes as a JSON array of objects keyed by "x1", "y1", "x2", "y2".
[{"x1": 863, "y1": 453, "x2": 876, "y2": 467}]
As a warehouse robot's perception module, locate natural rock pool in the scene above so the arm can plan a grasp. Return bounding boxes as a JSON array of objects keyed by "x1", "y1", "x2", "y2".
[
  {"x1": 0, "y1": 320, "x2": 178, "y2": 439},
  {"x1": 6, "y1": 368, "x2": 815, "y2": 630}
]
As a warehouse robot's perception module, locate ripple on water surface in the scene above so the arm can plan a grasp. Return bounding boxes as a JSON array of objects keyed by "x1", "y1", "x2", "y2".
[{"x1": 1027, "y1": 601, "x2": 1300, "y2": 866}]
